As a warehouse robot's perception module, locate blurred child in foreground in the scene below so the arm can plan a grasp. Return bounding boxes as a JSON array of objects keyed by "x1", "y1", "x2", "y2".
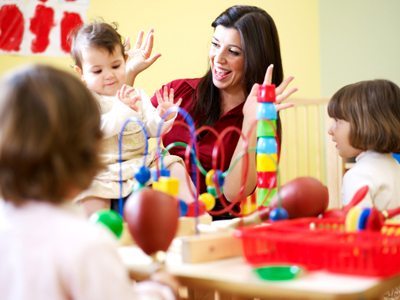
[{"x1": 0, "y1": 64, "x2": 178, "y2": 300}]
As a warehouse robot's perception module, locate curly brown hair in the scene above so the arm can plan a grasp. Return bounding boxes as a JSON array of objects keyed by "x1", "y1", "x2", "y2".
[{"x1": 0, "y1": 64, "x2": 104, "y2": 205}]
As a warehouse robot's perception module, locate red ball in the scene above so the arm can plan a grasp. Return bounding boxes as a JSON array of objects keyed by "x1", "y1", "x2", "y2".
[
  {"x1": 269, "y1": 176, "x2": 329, "y2": 219},
  {"x1": 124, "y1": 188, "x2": 179, "y2": 256}
]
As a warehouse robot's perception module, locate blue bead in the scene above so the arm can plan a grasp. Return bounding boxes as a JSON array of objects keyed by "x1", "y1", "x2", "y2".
[
  {"x1": 357, "y1": 207, "x2": 371, "y2": 230},
  {"x1": 151, "y1": 168, "x2": 170, "y2": 181},
  {"x1": 179, "y1": 199, "x2": 188, "y2": 216},
  {"x1": 257, "y1": 137, "x2": 277, "y2": 154},
  {"x1": 134, "y1": 166, "x2": 151, "y2": 184},
  {"x1": 257, "y1": 103, "x2": 277, "y2": 120},
  {"x1": 160, "y1": 168, "x2": 170, "y2": 177},
  {"x1": 269, "y1": 207, "x2": 289, "y2": 221},
  {"x1": 214, "y1": 170, "x2": 225, "y2": 187}
]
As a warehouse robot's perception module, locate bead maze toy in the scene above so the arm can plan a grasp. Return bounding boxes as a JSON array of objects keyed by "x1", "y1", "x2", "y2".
[
  {"x1": 92, "y1": 84, "x2": 330, "y2": 263},
  {"x1": 89, "y1": 83, "x2": 400, "y2": 277}
]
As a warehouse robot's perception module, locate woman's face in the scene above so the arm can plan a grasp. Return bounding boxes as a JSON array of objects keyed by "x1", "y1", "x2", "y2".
[{"x1": 209, "y1": 26, "x2": 245, "y2": 95}]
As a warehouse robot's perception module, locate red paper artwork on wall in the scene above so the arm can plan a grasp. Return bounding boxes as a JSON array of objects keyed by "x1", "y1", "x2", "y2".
[{"x1": 0, "y1": 0, "x2": 88, "y2": 56}]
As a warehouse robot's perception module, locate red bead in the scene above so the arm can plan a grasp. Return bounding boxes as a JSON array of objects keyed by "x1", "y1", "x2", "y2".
[
  {"x1": 186, "y1": 201, "x2": 206, "y2": 217},
  {"x1": 257, "y1": 171, "x2": 277, "y2": 188},
  {"x1": 257, "y1": 84, "x2": 276, "y2": 103}
]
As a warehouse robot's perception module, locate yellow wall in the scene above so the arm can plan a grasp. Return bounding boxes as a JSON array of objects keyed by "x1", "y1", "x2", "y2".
[
  {"x1": 0, "y1": 0, "x2": 320, "y2": 96},
  {"x1": 90, "y1": 0, "x2": 321, "y2": 98},
  {"x1": 0, "y1": 0, "x2": 321, "y2": 185}
]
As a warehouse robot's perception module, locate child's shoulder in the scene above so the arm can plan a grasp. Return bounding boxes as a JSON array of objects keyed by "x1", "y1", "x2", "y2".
[
  {"x1": 1, "y1": 201, "x2": 117, "y2": 257},
  {"x1": 358, "y1": 151, "x2": 399, "y2": 166},
  {"x1": 55, "y1": 204, "x2": 116, "y2": 246}
]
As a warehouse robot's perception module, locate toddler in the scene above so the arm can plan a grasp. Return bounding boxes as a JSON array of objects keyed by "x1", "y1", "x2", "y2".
[
  {"x1": 328, "y1": 79, "x2": 400, "y2": 210},
  {"x1": 70, "y1": 21, "x2": 194, "y2": 216},
  {"x1": 0, "y1": 64, "x2": 177, "y2": 300}
]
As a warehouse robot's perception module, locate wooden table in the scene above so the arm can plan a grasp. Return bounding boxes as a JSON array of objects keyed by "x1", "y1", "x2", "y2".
[{"x1": 119, "y1": 246, "x2": 400, "y2": 300}]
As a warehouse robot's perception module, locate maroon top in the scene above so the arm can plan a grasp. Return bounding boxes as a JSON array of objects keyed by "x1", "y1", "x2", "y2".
[{"x1": 150, "y1": 78, "x2": 245, "y2": 199}]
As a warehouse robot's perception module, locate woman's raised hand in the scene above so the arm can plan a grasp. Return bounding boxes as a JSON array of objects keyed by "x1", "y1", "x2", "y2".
[
  {"x1": 243, "y1": 64, "x2": 298, "y2": 120},
  {"x1": 263, "y1": 64, "x2": 297, "y2": 111}
]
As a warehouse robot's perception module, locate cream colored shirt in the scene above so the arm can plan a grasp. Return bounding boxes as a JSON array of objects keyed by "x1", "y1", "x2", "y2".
[
  {"x1": 342, "y1": 151, "x2": 400, "y2": 210},
  {"x1": 0, "y1": 200, "x2": 175, "y2": 300},
  {"x1": 76, "y1": 90, "x2": 182, "y2": 200}
]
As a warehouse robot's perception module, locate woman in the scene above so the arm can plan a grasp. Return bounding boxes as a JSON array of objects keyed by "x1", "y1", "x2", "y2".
[{"x1": 130, "y1": 5, "x2": 297, "y2": 219}]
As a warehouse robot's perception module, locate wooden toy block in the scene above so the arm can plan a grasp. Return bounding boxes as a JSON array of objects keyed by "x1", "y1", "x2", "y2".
[
  {"x1": 170, "y1": 231, "x2": 243, "y2": 263},
  {"x1": 176, "y1": 213, "x2": 213, "y2": 237}
]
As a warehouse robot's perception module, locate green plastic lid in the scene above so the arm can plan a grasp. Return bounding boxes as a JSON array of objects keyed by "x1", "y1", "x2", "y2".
[{"x1": 254, "y1": 265, "x2": 303, "y2": 281}]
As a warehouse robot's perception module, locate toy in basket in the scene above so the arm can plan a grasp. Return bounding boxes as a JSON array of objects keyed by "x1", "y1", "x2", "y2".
[
  {"x1": 237, "y1": 182, "x2": 400, "y2": 278},
  {"x1": 237, "y1": 217, "x2": 400, "y2": 277}
]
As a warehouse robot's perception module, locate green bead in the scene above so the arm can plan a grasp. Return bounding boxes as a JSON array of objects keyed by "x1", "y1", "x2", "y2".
[
  {"x1": 257, "y1": 120, "x2": 277, "y2": 137},
  {"x1": 257, "y1": 188, "x2": 277, "y2": 207},
  {"x1": 90, "y1": 210, "x2": 124, "y2": 238},
  {"x1": 207, "y1": 185, "x2": 218, "y2": 197}
]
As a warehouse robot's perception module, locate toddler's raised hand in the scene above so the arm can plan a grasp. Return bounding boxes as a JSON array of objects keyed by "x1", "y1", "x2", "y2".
[
  {"x1": 117, "y1": 84, "x2": 140, "y2": 112},
  {"x1": 125, "y1": 29, "x2": 161, "y2": 79},
  {"x1": 155, "y1": 87, "x2": 182, "y2": 121}
]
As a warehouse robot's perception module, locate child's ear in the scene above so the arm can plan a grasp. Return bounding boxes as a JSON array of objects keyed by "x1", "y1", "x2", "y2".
[{"x1": 73, "y1": 65, "x2": 83, "y2": 79}]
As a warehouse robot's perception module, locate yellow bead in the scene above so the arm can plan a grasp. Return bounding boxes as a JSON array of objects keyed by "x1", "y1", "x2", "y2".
[
  {"x1": 153, "y1": 176, "x2": 179, "y2": 196},
  {"x1": 199, "y1": 193, "x2": 216, "y2": 211},
  {"x1": 345, "y1": 206, "x2": 362, "y2": 232},
  {"x1": 256, "y1": 153, "x2": 278, "y2": 172},
  {"x1": 205, "y1": 170, "x2": 216, "y2": 186}
]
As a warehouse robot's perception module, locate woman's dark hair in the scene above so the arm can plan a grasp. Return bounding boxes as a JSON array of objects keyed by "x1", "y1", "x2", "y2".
[
  {"x1": 0, "y1": 64, "x2": 103, "y2": 205},
  {"x1": 328, "y1": 79, "x2": 400, "y2": 153},
  {"x1": 192, "y1": 5, "x2": 283, "y2": 127}
]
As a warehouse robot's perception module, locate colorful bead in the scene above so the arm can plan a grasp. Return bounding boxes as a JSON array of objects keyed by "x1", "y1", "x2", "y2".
[
  {"x1": 153, "y1": 176, "x2": 179, "y2": 197},
  {"x1": 256, "y1": 153, "x2": 278, "y2": 172},
  {"x1": 258, "y1": 84, "x2": 276, "y2": 103},
  {"x1": 199, "y1": 193, "x2": 216, "y2": 211},
  {"x1": 257, "y1": 137, "x2": 277, "y2": 154},
  {"x1": 257, "y1": 171, "x2": 277, "y2": 188},
  {"x1": 269, "y1": 207, "x2": 288, "y2": 221},
  {"x1": 257, "y1": 188, "x2": 277, "y2": 207},
  {"x1": 134, "y1": 166, "x2": 151, "y2": 185},
  {"x1": 257, "y1": 102, "x2": 277, "y2": 120},
  {"x1": 257, "y1": 120, "x2": 277, "y2": 137}
]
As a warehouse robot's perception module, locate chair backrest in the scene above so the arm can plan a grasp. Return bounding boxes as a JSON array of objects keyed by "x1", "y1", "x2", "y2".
[{"x1": 279, "y1": 98, "x2": 342, "y2": 209}]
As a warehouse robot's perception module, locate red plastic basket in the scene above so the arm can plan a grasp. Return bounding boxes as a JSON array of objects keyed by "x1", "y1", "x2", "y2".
[{"x1": 236, "y1": 218, "x2": 400, "y2": 277}]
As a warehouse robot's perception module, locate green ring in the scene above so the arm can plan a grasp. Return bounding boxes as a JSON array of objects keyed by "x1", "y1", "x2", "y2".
[{"x1": 254, "y1": 265, "x2": 303, "y2": 281}]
